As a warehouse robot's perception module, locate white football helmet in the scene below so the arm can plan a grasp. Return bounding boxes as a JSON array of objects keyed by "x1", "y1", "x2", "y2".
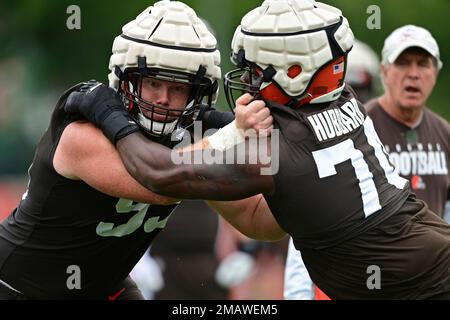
[
  {"x1": 108, "y1": 0, "x2": 221, "y2": 137},
  {"x1": 224, "y1": 0, "x2": 354, "y2": 110}
]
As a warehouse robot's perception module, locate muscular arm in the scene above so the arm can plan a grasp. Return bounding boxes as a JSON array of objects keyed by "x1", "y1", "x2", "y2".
[
  {"x1": 53, "y1": 121, "x2": 178, "y2": 205},
  {"x1": 116, "y1": 132, "x2": 274, "y2": 200},
  {"x1": 207, "y1": 195, "x2": 286, "y2": 241},
  {"x1": 116, "y1": 132, "x2": 281, "y2": 239},
  {"x1": 65, "y1": 85, "x2": 274, "y2": 200}
]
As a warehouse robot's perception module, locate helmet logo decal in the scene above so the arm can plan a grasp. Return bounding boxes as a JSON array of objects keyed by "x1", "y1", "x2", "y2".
[{"x1": 333, "y1": 62, "x2": 344, "y2": 74}]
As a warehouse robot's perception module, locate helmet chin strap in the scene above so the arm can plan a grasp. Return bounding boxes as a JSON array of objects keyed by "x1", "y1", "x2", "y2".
[
  {"x1": 136, "y1": 99, "x2": 195, "y2": 136},
  {"x1": 137, "y1": 113, "x2": 178, "y2": 136}
]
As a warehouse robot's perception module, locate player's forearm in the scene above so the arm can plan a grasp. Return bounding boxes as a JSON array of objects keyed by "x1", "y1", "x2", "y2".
[
  {"x1": 116, "y1": 133, "x2": 272, "y2": 200},
  {"x1": 178, "y1": 137, "x2": 210, "y2": 152},
  {"x1": 207, "y1": 195, "x2": 287, "y2": 241}
]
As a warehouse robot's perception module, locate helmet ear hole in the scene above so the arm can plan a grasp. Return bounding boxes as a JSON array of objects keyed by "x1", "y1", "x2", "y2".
[
  {"x1": 260, "y1": 83, "x2": 290, "y2": 106},
  {"x1": 287, "y1": 65, "x2": 302, "y2": 78}
]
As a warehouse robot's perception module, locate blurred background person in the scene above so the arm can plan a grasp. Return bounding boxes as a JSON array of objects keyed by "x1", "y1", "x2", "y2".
[
  {"x1": 345, "y1": 39, "x2": 382, "y2": 104},
  {"x1": 215, "y1": 222, "x2": 288, "y2": 300}
]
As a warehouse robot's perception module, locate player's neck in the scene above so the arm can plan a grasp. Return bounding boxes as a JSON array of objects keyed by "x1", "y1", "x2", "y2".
[{"x1": 378, "y1": 95, "x2": 423, "y2": 129}]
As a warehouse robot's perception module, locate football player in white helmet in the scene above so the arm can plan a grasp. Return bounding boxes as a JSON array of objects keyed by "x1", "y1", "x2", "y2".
[
  {"x1": 108, "y1": 0, "x2": 221, "y2": 140},
  {"x1": 67, "y1": 0, "x2": 450, "y2": 300},
  {"x1": 0, "y1": 1, "x2": 269, "y2": 300},
  {"x1": 224, "y1": 0, "x2": 353, "y2": 110},
  {"x1": 346, "y1": 39, "x2": 380, "y2": 103}
]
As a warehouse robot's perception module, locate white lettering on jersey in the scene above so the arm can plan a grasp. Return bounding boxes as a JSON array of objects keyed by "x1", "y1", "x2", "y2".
[
  {"x1": 313, "y1": 138, "x2": 381, "y2": 218},
  {"x1": 307, "y1": 98, "x2": 364, "y2": 142},
  {"x1": 96, "y1": 198, "x2": 173, "y2": 237},
  {"x1": 363, "y1": 117, "x2": 408, "y2": 189},
  {"x1": 312, "y1": 117, "x2": 407, "y2": 218}
]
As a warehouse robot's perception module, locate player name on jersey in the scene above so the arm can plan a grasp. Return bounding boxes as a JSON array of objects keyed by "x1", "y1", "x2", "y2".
[{"x1": 306, "y1": 98, "x2": 365, "y2": 143}]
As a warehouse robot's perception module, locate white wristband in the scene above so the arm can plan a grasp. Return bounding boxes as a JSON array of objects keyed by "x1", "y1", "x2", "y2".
[{"x1": 208, "y1": 120, "x2": 245, "y2": 151}]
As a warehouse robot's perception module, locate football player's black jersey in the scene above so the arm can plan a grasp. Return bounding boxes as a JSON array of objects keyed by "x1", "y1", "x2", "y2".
[
  {"x1": 265, "y1": 86, "x2": 450, "y2": 298},
  {"x1": 0, "y1": 85, "x2": 177, "y2": 299}
]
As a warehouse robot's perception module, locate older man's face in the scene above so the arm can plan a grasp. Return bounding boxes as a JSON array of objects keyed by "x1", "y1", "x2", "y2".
[{"x1": 382, "y1": 47, "x2": 438, "y2": 111}]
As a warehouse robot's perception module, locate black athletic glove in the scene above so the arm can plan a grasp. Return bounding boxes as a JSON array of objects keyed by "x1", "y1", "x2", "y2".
[{"x1": 65, "y1": 80, "x2": 139, "y2": 144}]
